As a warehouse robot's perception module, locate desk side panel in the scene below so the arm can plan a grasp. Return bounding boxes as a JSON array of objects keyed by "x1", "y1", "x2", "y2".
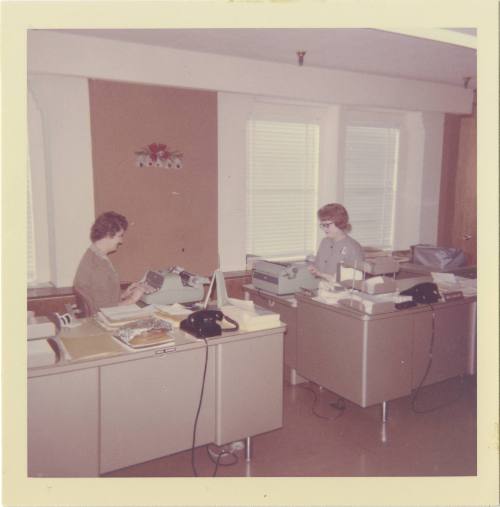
[
  {"x1": 297, "y1": 300, "x2": 365, "y2": 404},
  {"x1": 100, "y1": 348, "x2": 215, "y2": 474},
  {"x1": 363, "y1": 316, "x2": 413, "y2": 406},
  {"x1": 248, "y1": 290, "x2": 298, "y2": 368},
  {"x1": 28, "y1": 368, "x2": 99, "y2": 477},
  {"x1": 412, "y1": 302, "x2": 469, "y2": 388},
  {"x1": 215, "y1": 332, "x2": 283, "y2": 445}
]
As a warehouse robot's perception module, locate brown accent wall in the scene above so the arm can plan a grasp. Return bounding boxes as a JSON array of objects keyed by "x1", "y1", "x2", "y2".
[
  {"x1": 437, "y1": 114, "x2": 461, "y2": 247},
  {"x1": 88, "y1": 79, "x2": 218, "y2": 282}
]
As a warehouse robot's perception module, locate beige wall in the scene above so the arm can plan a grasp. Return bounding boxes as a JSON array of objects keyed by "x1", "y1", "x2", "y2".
[
  {"x1": 28, "y1": 75, "x2": 96, "y2": 287},
  {"x1": 27, "y1": 30, "x2": 475, "y2": 285},
  {"x1": 89, "y1": 80, "x2": 218, "y2": 281}
]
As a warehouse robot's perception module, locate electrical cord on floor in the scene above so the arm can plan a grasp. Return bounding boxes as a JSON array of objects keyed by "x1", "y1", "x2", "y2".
[
  {"x1": 190, "y1": 337, "x2": 238, "y2": 477},
  {"x1": 411, "y1": 304, "x2": 465, "y2": 414},
  {"x1": 206, "y1": 444, "x2": 239, "y2": 477},
  {"x1": 299, "y1": 383, "x2": 346, "y2": 420},
  {"x1": 191, "y1": 337, "x2": 209, "y2": 477}
]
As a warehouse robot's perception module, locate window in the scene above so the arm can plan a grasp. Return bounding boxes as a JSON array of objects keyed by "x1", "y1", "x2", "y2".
[
  {"x1": 341, "y1": 114, "x2": 401, "y2": 250},
  {"x1": 28, "y1": 86, "x2": 52, "y2": 286},
  {"x1": 27, "y1": 155, "x2": 36, "y2": 284},
  {"x1": 246, "y1": 118, "x2": 320, "y2": 259}
]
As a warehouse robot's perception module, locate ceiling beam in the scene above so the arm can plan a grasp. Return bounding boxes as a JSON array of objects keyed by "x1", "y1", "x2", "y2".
[{"x1": 375, "y1": 28, "x2": 476, "y2": 49}]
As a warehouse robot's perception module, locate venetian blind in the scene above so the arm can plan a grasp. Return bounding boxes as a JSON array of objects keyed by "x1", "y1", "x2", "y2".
[
  {"x1": 343, "y1": 122, "x2": 400, "y2": 250},
  {"x1": 246, "y1": 119, "x2": 320, "y2": 259}
]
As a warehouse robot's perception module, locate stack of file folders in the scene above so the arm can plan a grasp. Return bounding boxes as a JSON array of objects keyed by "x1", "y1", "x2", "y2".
[
  {"x1": 220, "y1": 302, "x2": 281, "y2": 332},
  {"x1": 96, "y1": 304, "x2": 156, "y2": 329}
]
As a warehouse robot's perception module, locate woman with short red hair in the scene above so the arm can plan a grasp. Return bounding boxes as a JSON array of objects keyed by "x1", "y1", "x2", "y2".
[{"x1": 309, "y1": 203, "x2": 364, "y2": 282}]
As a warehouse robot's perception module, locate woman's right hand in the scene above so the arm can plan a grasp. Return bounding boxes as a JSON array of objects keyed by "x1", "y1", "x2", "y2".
[
  {"x1": 122, "y1": 284, "x2": 146, "y2": 305},
  {"x1": 308, "y1": 265, "x2": 320, "y2": 277}
]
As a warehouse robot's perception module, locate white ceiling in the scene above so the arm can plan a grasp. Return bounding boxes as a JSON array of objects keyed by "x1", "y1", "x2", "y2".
[{"x1": 55, "y1": 28, "x2": 477, "y2": 89}]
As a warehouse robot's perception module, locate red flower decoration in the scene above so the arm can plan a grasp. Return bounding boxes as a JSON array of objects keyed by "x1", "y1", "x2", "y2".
[{"x1": 148, "y1": 143, "x2": 169, "y2": 161}]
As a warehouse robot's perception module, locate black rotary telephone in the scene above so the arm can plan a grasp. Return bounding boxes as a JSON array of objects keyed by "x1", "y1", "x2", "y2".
[
  {"x1": 400, "y1": 282, "x2": 441, "y2": 305},
  {"x1": 180, "y1": 309, "x2": 239, "y2": 339}
]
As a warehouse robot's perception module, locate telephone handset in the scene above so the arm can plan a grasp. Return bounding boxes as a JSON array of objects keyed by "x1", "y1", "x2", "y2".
[
  {"x1": 180, "y1": 309, "x2": 239, "y2": 339},
  {"x1": 400, "y1": 282, "x2": 441, "y2": 305}
]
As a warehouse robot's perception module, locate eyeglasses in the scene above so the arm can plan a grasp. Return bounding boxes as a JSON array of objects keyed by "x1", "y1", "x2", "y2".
[{"x1": 319, "y1": 222, "x2": 334, "y2": 229}]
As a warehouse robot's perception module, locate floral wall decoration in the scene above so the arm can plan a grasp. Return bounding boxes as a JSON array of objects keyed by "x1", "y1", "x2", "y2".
[{"x1": 135, "y1": 142, "x2": 183, "y2": 169}]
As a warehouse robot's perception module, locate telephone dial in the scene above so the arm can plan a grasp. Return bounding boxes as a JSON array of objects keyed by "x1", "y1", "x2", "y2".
[
  {"x1": 400, "y1": 282, "x2": 441, "y2": 305},
  {"x1": 180, "y1": 309, "x2": 239, "y2": 339}
]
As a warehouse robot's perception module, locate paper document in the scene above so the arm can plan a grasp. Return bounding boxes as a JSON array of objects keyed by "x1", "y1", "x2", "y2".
[
  {"x1": 431, "y1": 272, "x2": 457, "y2": 284},
  {"x1": 227, "y1": 297, "x2": 255, "y2": 311},
  {"x1": 154, "y1": 303, "x2": 192, "y2": 315},
  {"x1": 221, "y1": 305, "x2": 281, "y2": 331},
  {"x1": 100, "y1": 304, "x2": 155, "y2": 322},
  {"x1": 365, "y1": 276, "x2": 384, "y2": 288},
  {"x1": 339, "y1": 266, "x2": 363, "y2": 282},
  {"x1": 154, "y1": 303, "x2": 193, "y2": 328},
  {"x1": 59, "y1": 334, "x2": 125, "y2": 361},
  {"x1": 431, "y1": 272, "x2": 477, "y2": 296}
]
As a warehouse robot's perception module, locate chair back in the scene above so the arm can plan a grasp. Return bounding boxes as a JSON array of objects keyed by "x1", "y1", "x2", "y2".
[{"x1": 74, "y1": 290, "x2": 92, "y2": 318}]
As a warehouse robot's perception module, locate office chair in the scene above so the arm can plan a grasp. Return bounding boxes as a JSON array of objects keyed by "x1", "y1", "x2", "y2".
[{"x1": 74, "y1": 290, "x2": 92, "y2": 318}]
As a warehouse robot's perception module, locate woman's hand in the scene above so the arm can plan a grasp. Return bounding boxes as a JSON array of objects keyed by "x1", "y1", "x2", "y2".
[
  {"x1": 308, "y1": 265, "x2": 321, "y2": 277},
  {"x1": 308, "y1": 266, "x2": 336, "y2": 283},
  {"x1": 121, "y1": 282, "x2": 147, "y2": 304}
]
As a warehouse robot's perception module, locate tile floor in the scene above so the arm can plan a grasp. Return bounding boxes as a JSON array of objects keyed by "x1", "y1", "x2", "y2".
[{"x1": 104, "y1": 374, "x2": 476, "y2": 478}]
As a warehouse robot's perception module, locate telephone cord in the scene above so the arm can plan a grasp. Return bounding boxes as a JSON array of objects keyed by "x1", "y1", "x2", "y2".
[
  {"x1": 411, "y1": 304, "x2": 465, "y2": 414},
  {"x1": 191, "y1": 337, "x2": 209, "y2": 477},
  {"x1": 299, "y1": 383, "x2": 346, "y2": 420}
]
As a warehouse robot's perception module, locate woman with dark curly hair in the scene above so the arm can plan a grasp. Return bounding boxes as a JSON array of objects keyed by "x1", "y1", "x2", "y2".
[
  {"x1": 309, "y1": 203, "x2": 364, "y2": 282},
  {"x1": 73, "y1": 211, "x2": 146, "y2": 315}
]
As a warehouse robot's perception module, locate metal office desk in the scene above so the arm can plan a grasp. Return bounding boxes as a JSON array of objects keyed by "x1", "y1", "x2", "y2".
[
  {"x1": 28, "y1": 319, "x2": 284, "y2": 477},
  {"x1": 295, "y1": 293, "x2": 476, "y2": 419},
  {"x1": 244, "y1": 284, "x2": 476, "y2": 419}
]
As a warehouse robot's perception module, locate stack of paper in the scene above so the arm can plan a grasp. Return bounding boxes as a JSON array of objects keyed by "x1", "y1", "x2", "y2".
[
  {"x1": 456, "y1": 276, "x2": 477, "y2": 297},
  {"x1": 220, "y1": 304, "x2": 281, "y2": 331},
  {"x1": 96, "y1": 304, "x2": 155, "y2": 329},
  {"x1": 338, "y1": 292, "x2": 412, "y2": 315},
  {"x1": 154, "y1": 303, "x2": 193, "y2": 328},
  {"x1": 431, "y1": 272, "x2": 477, "y2": 297}
]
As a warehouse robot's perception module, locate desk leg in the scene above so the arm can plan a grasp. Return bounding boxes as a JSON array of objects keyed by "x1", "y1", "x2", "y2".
[
  {"x1": 289, "y1": 368, "x2": 308, "y2": 385},
  {"x1": 245, "y1": 437, "x2": 252, "y2": 462},
  {"x1": 381, "y1": 401, "x2": 388, "y2": 423}
]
